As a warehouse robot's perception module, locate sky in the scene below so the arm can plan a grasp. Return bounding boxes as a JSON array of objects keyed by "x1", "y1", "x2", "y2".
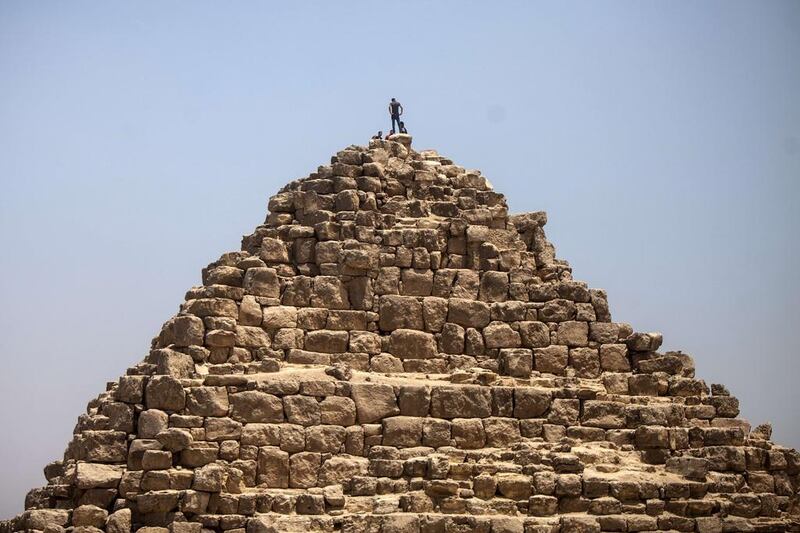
[{"x1": 1, "y1": 0, "x2": 799, "y2": 518}]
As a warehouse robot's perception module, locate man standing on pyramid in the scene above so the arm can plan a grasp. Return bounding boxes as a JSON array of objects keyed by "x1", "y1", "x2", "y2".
[{"x1": 388, "y1": 97, "x2": 403, "y2": 134}]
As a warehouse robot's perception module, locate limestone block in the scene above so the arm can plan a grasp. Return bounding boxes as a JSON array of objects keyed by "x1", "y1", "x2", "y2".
[
  {"x1": 513, "y1": 389, "x2": 551, "y2": 418},
  {"x1": 75, "y1": 463, "x2": 123, "y2": 489},
  {"x1": 452, "y1": 418, "x2": 486, "y2": 449},
  {"x1": 230, "y1": 391, "x2": 283, "y2": 423},
  {"x1": 401, "y1": 269, "x2": 434, "y2": 296},
  {"x1": 279, "y1": 424, "x2": 306, "y2": 453},
  {"x1": 319, "y1": 396, "x2": 356, "y2": 426},
  {"x1": 556, "y1": 321, "x2": 589, "y2": 347},
  {"x1": 139, "y1": 409, "x2": 168, "y2": 439},
  {"x1": 599, "y1": 344, "x2": 630, "y2": 372},
  {"x1": 422, "y1": 418, "x2": 451, "y2": 448},
  {"x1": 106, "y1": 509, "x2": 131, "y2": 533},
  {"x1": 478, "y1": 271, "x2": 509, "y2": 302},
  {"x1": 257, "y1": 447, "x2": 289, "y2": 488},
  {"x1": 179, "y1": 441, "x2": 219, "y2": 467},
  {"x1": 626, "y1": 331, "x2": 663, "y2": 352},
  {"x1": 464, "y1": 328, "x2": 486, "y2": 355},
  {"x1": 185, "y1": 297, "x2": 238, "y2": 318},
  {"x1": 429, "y1": 386, "x2": 491, "y2": 419},
  {"x1": 422, "y1": 296, "x2": 448, "y2": 332},
  {"x1": 238, "y1": 295, "x2": 262, "y2": 326},
  {"x1": 447, "y1": 298, "x2": 490, "y2": 328},
  {"x1": 204, "y1": 417, "x2": 242, "y2": 441},
  {"x1": 305, "y1": 329, "x2": 348, "y2": 353},
  {"x1": 289, "y1": 452, "x2": 321, "y2": 488},
  {"x1": 547, "y1": 398, "x2": 580, "y2": 425},
  {"x1": 145, "y1": 376, "x2": 186, "y2": 411},
  {"x1": 170, "y1": 316, "x2": 205, "y2": 346},
  {"x1": 284, "y1": 395, "x2": 321, "y2": 426},
  {"x1": 569, "y1": 347, "x2": 600, "y2": 378},
  {"x1": 152, "y1": 349, "x2": 194, "y2": 378},
  {"x1": 186, "y1": 386, "x2": 229, "y2": 417},
  {"x1": 534, "y1": 345, "x2": 569, "y2": 375},
  {"x1": 582, "y1": 401, "x2": 626, "y2": 429},
  {"x1": 398, "y1": 386, "x2": 431, "y2": 416},
  {"x1": 528, "y1": 495, "x2": 558, "y2": 516},
  {"x1": 441, "y1": 323, "x2": 465, "y2": 354},
  {"x1": 483, "y1": 322, "x2": 521, "y2": 349},
  {"x1": 155, "y1": 428, "x2": 193, "y2": 452},
  {"x1": 370, "y1": 353, "x2": 404, "y2": 373},
  {"x1": 262, "y1": 306, "x2": 298, "y2": 329},
  {"x1": 349, "y1": 331, "x2": 381, "y2": 354},
  {"x1": 307, "y1": 425, "x2": 346, "y2": 454},
  {"x1": 379, "y1": 295, "x2": 424, "y2": 331},
  {"x1": 589, "y1": 322, "x2": 620, "y2": 344},
  {"x1": 260, "y1": 237, "x2": 290, "y2": 263},
  {"x1": 141, "y1": 450, "x2": 172, "y2": 470},
  {"x1": 243, "y1": 267, "x2": 280, "y2": 298},
  {"x1": 496, "y1": 473, "x2": 532, "y2": 500},
  {"x1": 326, "y1": 310, "x2": 366, "y2": 330},
  {"x1": 389, "y1": 329, "x2": 437, "y2": 359},
  {"x1": 240, "y1": 423, "x2": 280, "y2": 446},
  {"x1": 351, "y1": 383, "x2": 399, "y2": 423},
  {"x1": 483, "y1": 417, "x2": 521, "y2": 447},
  {"x1": 72, "y1": 505, "x2": 108, "y2": 528},
  {"x1": 135, "y1": 490, "x2": 181, "y2": 513},
  {"x1": 500, "y1": 348, "x2": 532, "y2": 378},
  {"x1": 116, "y1": 376, "x2": 146, "y2": 404},
  {"x1": 234, "y1": 325, "x2": 270, "y2": 348},
  {"x1": 382, "y1": 416, "x2": 424, "y2": 447},
  {"x1": 318, "y1": 455, "x2": 369, "y2": 486},
  {"x1": 538, "y1": 299, "x2": 576, "y2": 322},
  {"x1": 518, "y1": 321, "x2": 550, "y2": 348},
  {"x1": 273, "y1": 327, "x2": 304, "y2": 349},
  {"x1": 311, "y1": 276, "x2": 350, "y2": 309}
]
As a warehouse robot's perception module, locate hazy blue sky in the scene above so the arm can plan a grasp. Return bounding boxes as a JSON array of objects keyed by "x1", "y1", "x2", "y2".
[{"x1": 1, "y1": 0, "x2": 798, "y2": 517}]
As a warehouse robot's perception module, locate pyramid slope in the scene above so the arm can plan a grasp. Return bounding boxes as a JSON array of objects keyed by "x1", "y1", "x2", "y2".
[{"x1": 3, "y1": 134, "x2": 798, "y2": 533}]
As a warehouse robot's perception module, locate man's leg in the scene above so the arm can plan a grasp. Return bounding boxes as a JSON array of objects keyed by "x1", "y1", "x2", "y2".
[{"x1": 391, "y1": 115, "x2": 399, "y2": 133}]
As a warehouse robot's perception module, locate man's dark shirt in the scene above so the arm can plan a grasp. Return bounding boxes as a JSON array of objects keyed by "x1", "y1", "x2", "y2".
[{"x1": 390, "y1": 101, "x2": 402, "y2": 117}]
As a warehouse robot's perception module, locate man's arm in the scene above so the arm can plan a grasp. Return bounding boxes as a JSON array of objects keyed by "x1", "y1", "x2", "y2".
[
  {"x1": 388, "y1": 104, "x2": 392, "y2": 115},
  {"x1": 399, "y1": 105, "x2": 403, "y2": 116}
]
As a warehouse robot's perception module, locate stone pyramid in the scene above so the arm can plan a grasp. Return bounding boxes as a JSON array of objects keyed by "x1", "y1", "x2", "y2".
[{"x1": 3, "y1": 134, "x2": 798, "y2": 533}]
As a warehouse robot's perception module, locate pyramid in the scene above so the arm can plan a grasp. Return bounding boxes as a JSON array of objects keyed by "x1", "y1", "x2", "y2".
[{"x1": 3, "y1": 134, "x2": 798, "y2": 533}]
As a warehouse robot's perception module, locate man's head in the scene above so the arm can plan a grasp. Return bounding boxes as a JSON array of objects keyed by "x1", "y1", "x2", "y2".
[{"x1": 391, "y1": 98, "x2": 396, "y2": 102}]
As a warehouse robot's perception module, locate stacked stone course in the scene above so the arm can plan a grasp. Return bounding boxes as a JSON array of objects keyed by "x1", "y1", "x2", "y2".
[{"x1": 3, "y1": 133, "x2": 798, "y2": 533}]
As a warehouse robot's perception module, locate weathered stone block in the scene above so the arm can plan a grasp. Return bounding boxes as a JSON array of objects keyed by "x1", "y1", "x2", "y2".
[
  {"x1": 452, "y1": 418, "x2": 486, "y2": 448},
  {"x1": 319, "y1": 396, "x2": 356, "y2": 426},
  {"x1": 243, "y1": 267, "x2": 280, "y2": 297},
  {"x1": 257, "y1": 447, "x2": 289, "y2": 488},
  {"x1": 383, "y1": 416, "x2": 424, "y2": 447},
  {"x1": 447, "y1": 298, "x2": 490, "y2": 328},
  {"x1": 483, "y1": 322, "x2": 521, "y2": 348},
  {"x1": 500, "y1": 348, "x2": 532, "y2": 378},
  {"x1": 145, "y1": 376, "x2": 186, "y2": 411},
  {"x1": 389, "y1": 329, "x2": 437, "y2": 359},
  {"x1": 186, "y1": 386, "x2": 229, "y2": 417},
  {"x1": 305, "y1": 329, "x2": 348, "y2": 353},
  {"x1": 582, "y1": 401, "x2": 626, "y2": 429},
  {"x1": 533, "y1": 345, "x2": 569, "y2": 375},
  {"x1": 398, "y1": 386, "x2": 431, "y2": 416},
  {"x1": 430, "y1": 386, "x2": 491, "y2": 419},
  {"x1": 289, "y1": 452, "x2": 321, "y2": 488},
  {"x1": 379, "y1": 295, "x2": 423, "y2": 330},
  {"x1": 284, "y1": 395, "x2": 321, "y2": 426},
  {"x1": 351, "y1": 383, "x2": 399, "y2": 423}
]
